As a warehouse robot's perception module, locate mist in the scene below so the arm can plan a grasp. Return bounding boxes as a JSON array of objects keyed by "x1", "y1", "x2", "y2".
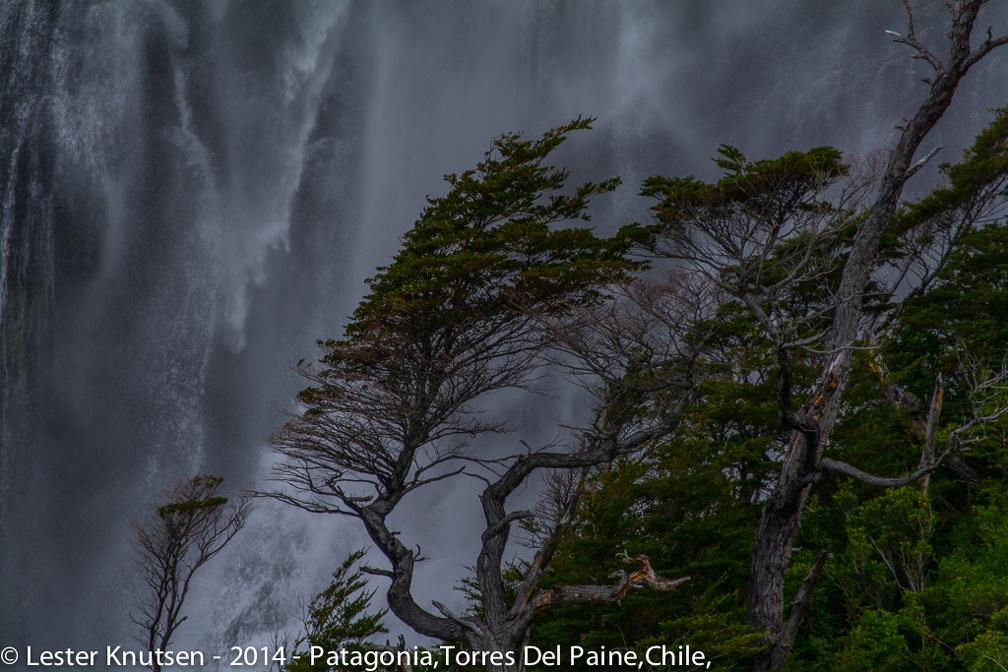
[{"x1": 2, "y1": 0, "x2": 1006, "y2": 658}]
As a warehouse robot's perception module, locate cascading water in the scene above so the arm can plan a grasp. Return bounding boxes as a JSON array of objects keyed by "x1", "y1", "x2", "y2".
[
  {"x1": 2, "y1": 0, "x2": 1006, "y2": 660},
  {"x1": 1, "y1": 0, "x2": 368, "y2": 650}
]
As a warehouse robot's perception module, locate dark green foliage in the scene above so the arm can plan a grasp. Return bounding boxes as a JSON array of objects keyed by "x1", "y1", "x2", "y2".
[
  {"x1": 297, "y1": 118, "x2": 647, "y2": 414},
  {"x1": 791, "y1": 487, "x2": 1008, "y2": 672},
  {"x1": 530, "y1": 307, "x2": 784, "y2": 671},
  {"x1": 641, "y1": 144, "x2": 855, "y2": 355},
  {"x1": 896, "y1": 108, "x2": 1008, "y2": 232},
  {"x1": 641, "y1": 145, "x2": 846, "y2": 215},
  {"x1": 891, "y1": 223, "x2": 1008, "y2": 398},
  {"x1": 323, "y1": 116, "x2": 646, "y2": 371},
  {"x1": 156, "y1": 474, "x2": 228, "y2": 520},
  {"x1": 530, "y1": 110, "x2": 1008, "y2": 672},
  {"x1": 888, "y1": 109, "x2": 1008, "y2": 399}
]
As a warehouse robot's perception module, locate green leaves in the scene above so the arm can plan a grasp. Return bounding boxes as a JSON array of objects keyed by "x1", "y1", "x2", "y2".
[
  {"x1": 344, "y1": 117, "x2": 645, "y2": 347},
  {"x1": 286, "y1": 550, "x2": 389, "y2": 672},
  {"x1": 641, "y1": 144, "x2": 846, "y2": 226},
  {"x1": 897, "y1": 107, "x2": 1008, "y2": 232},
  {"x1": 156, "y1": 475, "x2": 228, "y2": 521},
  {"x1": 277, "y1": 108, "x2": 1008, "y2": 671},
  {"x1": 530, "y1": 349, "x2": 776, "y2": 671}
]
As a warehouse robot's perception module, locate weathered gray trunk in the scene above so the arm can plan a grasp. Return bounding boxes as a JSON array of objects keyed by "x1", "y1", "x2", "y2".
[{"x1": 746, "y1": 4, "x2": 1006, "y2": 670}]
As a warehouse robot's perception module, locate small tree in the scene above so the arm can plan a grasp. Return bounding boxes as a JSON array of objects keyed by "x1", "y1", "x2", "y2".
[
  {"x1": 284, "y1": 549, "x2": 390, "y2": 672},
  {"x1": 132, "y1": 475, "x2": 252, "y2": 672}
]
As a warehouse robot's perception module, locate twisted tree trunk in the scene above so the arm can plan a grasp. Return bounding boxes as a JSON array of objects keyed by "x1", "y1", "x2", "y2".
[{"x1": 746, "y1": 4, "x2": 1007, "y2": 670}]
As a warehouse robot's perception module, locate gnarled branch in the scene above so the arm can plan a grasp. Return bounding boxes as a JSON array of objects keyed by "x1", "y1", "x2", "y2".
[{"x1": 529, "y1": 555, "x2": 689, "y2": 614}]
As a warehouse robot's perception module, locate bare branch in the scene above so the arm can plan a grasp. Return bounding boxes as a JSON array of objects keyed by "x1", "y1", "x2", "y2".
[
  {"x1": 481, "y1": 510, "x2": 534, "y2": 544},
  {"x1": 818, "y1": 374, "x2": 1007, "y2": 489},
  {"x1": 903, "y1": 144, "x2": 944, "y2": 180},
  {"x1": 431, "y1": 601, "x2": 481, "y2": 637},
  {"x1": 887, "y1": 0, "x2": 945, "y2": 74},
  {"x1": 529, "y1": 555, "x2": 689, "y2": 613},
  {"x1": 917, "y1": 375, "x2": 944, "y2": 493},
  {"x1": 361, "y1": 565, "x2": 395, "y2": 580}
]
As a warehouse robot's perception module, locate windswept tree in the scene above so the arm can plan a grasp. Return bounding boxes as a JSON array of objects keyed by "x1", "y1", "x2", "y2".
[
  {"x1": 132, "y1": 475, "x2": 252, "y2": 672},
  {"x1": 641, "y1": 3, "x2": 1008, "y2": 671},
  {"x1": 269, "y1": 118, "x2": 703, "y2": 670}
]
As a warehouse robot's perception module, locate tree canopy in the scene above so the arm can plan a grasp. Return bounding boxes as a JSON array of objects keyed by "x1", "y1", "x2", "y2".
[{"x1": 266, "y1": 4, "x2": 1008, "y2": 672}]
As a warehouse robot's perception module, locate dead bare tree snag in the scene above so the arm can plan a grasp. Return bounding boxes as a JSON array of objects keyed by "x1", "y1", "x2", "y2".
[
  {"x1": 750, "y1": 5, "x2": 1007, "y2": 668},
  {"x1": 642, "y1": 3, "x2": 1007, "y2": 671}
]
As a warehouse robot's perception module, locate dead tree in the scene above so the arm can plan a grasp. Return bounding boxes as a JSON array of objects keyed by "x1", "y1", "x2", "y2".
[
  {"x1": 132, "y1": 475, "x2": 252, "y2": 672},
  {"x1": 644, "y1": 3, "x2": 1007, "y2": 671}
]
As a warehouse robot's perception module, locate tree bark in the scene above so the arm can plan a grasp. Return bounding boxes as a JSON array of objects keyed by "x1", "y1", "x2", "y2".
[{"x1": 746, "y1": 4, "x2": 1007, "y2": 671}]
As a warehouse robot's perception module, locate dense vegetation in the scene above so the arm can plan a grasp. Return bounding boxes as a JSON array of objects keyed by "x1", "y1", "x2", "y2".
[
  {"x1": 270, "y1": 108, "x2": 1008, "y2": 672},
  {"x1": 259, "y1": 5, "x2": 1008, "y2": 672}
]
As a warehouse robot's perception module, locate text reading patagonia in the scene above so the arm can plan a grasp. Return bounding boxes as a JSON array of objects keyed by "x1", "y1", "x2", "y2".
[{"x1": 306, "y1": 644, "x2": 711, "y2": 669}]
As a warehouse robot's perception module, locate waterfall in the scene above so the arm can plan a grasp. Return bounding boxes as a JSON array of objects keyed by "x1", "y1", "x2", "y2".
[
  {"x1": 1, "y1": 0, "x2": 366, "y2": 649},
  {"x1": 2, "y1": 0, "x2": 1005, "y2": 657}
]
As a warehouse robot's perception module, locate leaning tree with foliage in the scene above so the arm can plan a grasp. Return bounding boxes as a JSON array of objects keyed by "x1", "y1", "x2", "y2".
[
  {"x1": 639, "y1": 2, "x2": 1008, "y2": 671},
  {"x1": 279, "y1": 549, "x2": 390, "y2": 672},
  {"x1": 269, "y1": 119, "x2": 702, "y2": 671}
]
